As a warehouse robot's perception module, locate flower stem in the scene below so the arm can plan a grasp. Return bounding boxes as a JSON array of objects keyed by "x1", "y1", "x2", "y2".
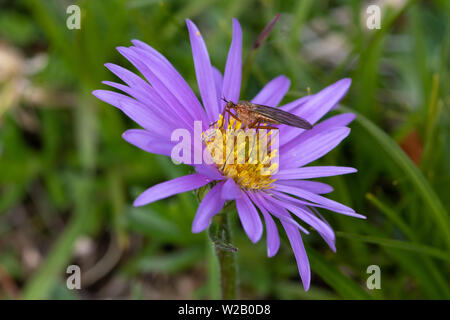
[{"x1": 208, "y1": 209, "x2": 238, "y2": 300}]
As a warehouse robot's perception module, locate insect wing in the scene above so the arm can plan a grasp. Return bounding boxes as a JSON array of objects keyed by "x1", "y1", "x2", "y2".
[{"x1": 252, "y1": 104, "x2": 313, "y2": 129}]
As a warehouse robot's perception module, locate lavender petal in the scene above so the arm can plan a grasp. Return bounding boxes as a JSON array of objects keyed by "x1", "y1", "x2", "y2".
[
  {"x1": 279, "y1": 95, "x2": 312, "y2": 112},
  {"x1": 212, "y1": 66, "x2": 224, "y2": 106},
  {"x1": 221, "y1": 178, "x2": 242, "y2": 200},
  {"x1": 235, "y1": 191, "x2": 263, "y2": 243},
  {"x1": 272, "y1": 189, "x2": 366, "y2": 219},
  {"x1": 222, "y1": 18, "x2": 242, "y2": 104},
  {"x1": 192, "y1": 182, "x2": 226, "y2": 233},
  {"x1": 281, "y1": 221, "x2": 311, "y2": 291},
  {"x1": 130, "y1": 45, "x2": 208, "y2": 124},
  {"x1": 92, "y1": 90, "x2": 172, "y2": 137},
  {"x1": 273, "y1": 184, "x2": 360, "y2": 215},
  {"x1": 252, "y1": 192, "x2": 309, "y2": 234},
  {"x1": 133, "y1": 173, "x2": 211, "y2": 207},
  {"x1": 280, "y1": 113, "x2": 355, "y2": 150},
  {"x1": 186, "y1": 19, "x2": 220, "y2": 123},
  {"x1": 268, "y1": 195, "x2": 335, "y2": 242},
  {"x1": 116, "y1": 46, "x2": 195, "y2": 130},
  {"x1": 276, "y1": 180, "x2": 334, "y2": 194},
  {"x1": 259, "y1": 203, "x2": 280, "y2": 257},
  {"x1": 101, "y1": 80, "x2": 178, "y2": 129},
  {"x1": 280, "y1": 127, "x2": 351, "y2": 169},
  {"x1": 296, "y1": 78, "x2": 351, "y2": 124},
  {"x1": 251, "y1": 75, "x2": 290, "y2": 106},
  {"x1": 122, "y1": 129, "x2": 174, "y2": 158},
  {"x1": 194, "y1": 164, "x2": 225, "y2": 181},
  {"x1": 274, "y1": 166, "x2": 357, "y2": 180}
]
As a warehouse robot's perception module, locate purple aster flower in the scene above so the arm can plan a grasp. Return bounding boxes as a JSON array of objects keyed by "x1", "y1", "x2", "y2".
[{"x1": 93, "y1": 18, "x2": 365, "y2": 291}]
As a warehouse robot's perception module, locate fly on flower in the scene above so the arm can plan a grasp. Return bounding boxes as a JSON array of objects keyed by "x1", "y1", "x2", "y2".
[
  {"x1": 221, "y1": 99, "x2": 313, "y2": 130},
  {"x1": 93, "y1": 16, "x2": 366, "y2": 292}
]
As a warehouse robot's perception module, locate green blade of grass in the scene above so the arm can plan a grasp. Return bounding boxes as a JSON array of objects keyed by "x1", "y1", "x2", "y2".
[
  {"x1": 124, "y1": 246, "x2": 204, "y2": 274},
  {"x1": 366, "y1": 193, "x2": 416, "y2": 241},
  {"x1": 336, "y1": 232, "x2": 450, "y2": 262},
  {"x1": 385, "y1": 248, "x2": 450, "y2": 299},
  {"x1": 22, "y1": 176, "x2": 92, "y2": 299},
  {"x1": 307, "y1": 248, "x2": 372, "y2": 300},
  {"x1": 340, "y1": 106, "x2": 450, "y2": 249},
  {"x1": 421, "y1": 74, "x2": 442, "y2": 175}
]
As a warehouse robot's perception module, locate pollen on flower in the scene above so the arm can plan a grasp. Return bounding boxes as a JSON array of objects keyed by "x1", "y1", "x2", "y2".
[{"x1": 202, "y1": 115, "x2": 278, "y2": 190}]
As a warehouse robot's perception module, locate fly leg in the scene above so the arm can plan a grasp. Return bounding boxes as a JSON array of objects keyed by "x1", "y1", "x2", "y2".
[
  {"x1": 250, "y1": 124, "x2": 279, "y2": 163},
  {"x1": 225, "y1": 108, "x2": 241, "y2": 125},
  {"x1": 221, "y1": 109, "x2": 252, "y2": 170},
  {"x1": 247, "y1": 120, "x2": 260, "y2": 163},
  {"x1": 252, "y1": 125, "x2": 278, "y2": 130},
  {"x1": 220, "y1": 110, "x2": 242, "y2": 170},
  {"x1": 210, "y1": 106, "x2": 229, "y2": 128}
]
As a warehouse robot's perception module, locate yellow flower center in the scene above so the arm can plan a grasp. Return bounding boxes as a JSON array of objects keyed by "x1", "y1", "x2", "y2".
[{"x1": 202, "y1": 115, "x2": 278, "y2": 190}]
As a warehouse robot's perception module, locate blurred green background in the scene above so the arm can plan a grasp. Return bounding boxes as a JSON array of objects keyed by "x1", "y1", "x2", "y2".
[{"x1": 0, "y1": 0, "x2": 449, "y2": 299}]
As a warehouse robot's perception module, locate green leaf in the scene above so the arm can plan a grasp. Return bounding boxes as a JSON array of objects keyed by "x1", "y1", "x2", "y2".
[
  {"x1": 22, "y1": 176, "x2": 93, "y2": 299},
  {"x1": 336, "y1": 232, "x2": 450, "y2": 262},
  {"x1": 341, "y1": 106, "x2": 450, "y2": 249},
  {"x1": 128, "y1": 246, "x2": 204, "y2": 274},
  {"x1": 307, "y1": 248, "x2": 372, "y2": 300}
]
